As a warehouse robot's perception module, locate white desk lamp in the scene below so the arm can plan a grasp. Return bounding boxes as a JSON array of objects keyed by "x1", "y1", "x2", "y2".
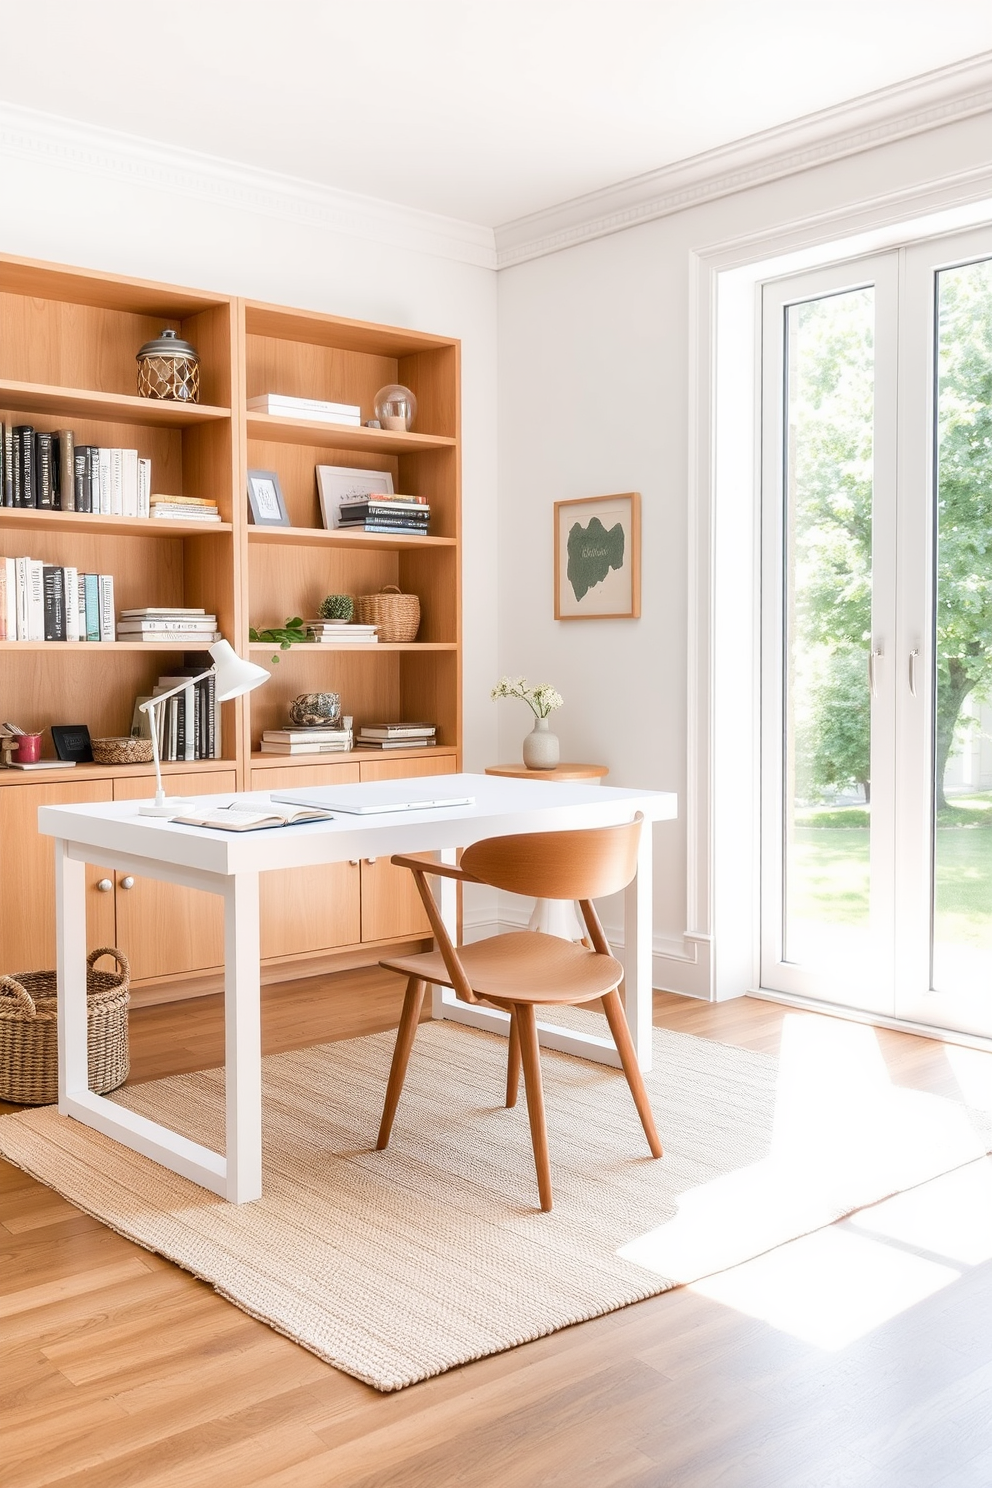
[{"x1": 138, "y1": 640, "x2": 270, "y2": 817}]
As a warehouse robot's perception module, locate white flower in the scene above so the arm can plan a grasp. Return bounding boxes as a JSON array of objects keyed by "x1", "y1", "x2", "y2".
[{"x1": 490, "y1": 675, "x2": 563, "y2": 718}]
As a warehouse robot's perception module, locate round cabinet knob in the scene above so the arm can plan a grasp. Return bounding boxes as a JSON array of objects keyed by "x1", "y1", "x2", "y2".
[
  {"x1": 120, "y1": 876, "x2": 135, "y2": 890},
  {"x1": 349, "y1": 859, "x2": 360, "y2": 866},
  {"x1": 96, "y1": 878, "x2": 113, "y2": 893},
  {"x1": 366, "y1": 857, "x2": 377, "y2": 865}
]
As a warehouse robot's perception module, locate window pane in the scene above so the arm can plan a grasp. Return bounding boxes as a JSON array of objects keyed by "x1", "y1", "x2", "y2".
[
  {"x1": 783, "y1": 289, "x2": 874, "y2": 966},
  {"x1": 932, "y1": 258, "x2": 992, "y2": 994}
]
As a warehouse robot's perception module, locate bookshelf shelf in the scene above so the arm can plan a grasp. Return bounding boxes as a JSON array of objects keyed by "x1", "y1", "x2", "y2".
[
  {"x1": 0, "y1": 378, "x2": 231, "y2": 429},
  {"x1": 248, "y1": 641, "x2": 457, "y2": 654},
  {"x1": 250, "y1": 746, "x2": 456, "y2": 769},
  {"x1": 0, "y1": 640, "x2": 224, "y2": 651},
  {"x1": 245, "y1": 411, "x2": 454, "y2": 454},
  {"x1": 246, "y1": 524, "x2": 456, "y2": 550},
  {"x1": 0, "y1": 757, "x2": 231, "y2": 788},
  {"x1": 0, "y1": 509, "x2": 232, "y2": 538}
]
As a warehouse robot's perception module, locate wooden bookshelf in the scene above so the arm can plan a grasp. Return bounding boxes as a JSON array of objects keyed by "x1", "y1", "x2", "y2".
[{"x1": 0, "y1": 255, "x2": 462, "y2": 998}]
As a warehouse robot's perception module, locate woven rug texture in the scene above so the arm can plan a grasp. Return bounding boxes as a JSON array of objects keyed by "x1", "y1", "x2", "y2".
[{"x1": 2, "y1": 1012, "x2": 990, "y2": 1391}]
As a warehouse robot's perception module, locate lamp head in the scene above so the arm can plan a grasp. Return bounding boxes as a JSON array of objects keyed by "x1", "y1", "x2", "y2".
[{"x1": 208, "y1": 640, "x2": 270, "y2": 702}]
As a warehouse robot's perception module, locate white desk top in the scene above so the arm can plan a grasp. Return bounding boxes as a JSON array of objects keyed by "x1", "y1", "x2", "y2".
[{"x1": 38, "y1": 772, "x2": 677, "y2": 877}]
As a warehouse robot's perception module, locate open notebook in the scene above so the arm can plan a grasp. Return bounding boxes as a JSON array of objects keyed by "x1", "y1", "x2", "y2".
[{"x1": 170, "y1": 801, "x2": 334, "y2": 831}]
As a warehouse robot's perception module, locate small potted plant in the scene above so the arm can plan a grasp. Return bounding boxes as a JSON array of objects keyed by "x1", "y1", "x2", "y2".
[
  {"x1": 319, "y1": 594, "x2": 354, "y2": 623},
  {"x1": 491, "y1": 675, "x2": 563, "y2": 769}
]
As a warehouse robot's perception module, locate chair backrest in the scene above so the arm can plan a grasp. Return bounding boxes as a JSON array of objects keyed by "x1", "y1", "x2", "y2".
[{"x1": 461, "y1": 815, "x2": 642, "y2": 901}]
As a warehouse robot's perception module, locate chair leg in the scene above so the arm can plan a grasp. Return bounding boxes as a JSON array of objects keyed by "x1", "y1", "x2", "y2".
[
  {"x1": 505, "y1": 1009, "x2": 521, "y2": 1108},
  {"x1": 601, "y1": 989, "x2": 663, "y2": 1159},
  {"x1": 515, "y1": 1002, "x2": 553, "y2": 1212},
  {"x1": 376, "y1": 977, "x2": 427, "y2": 1150}
]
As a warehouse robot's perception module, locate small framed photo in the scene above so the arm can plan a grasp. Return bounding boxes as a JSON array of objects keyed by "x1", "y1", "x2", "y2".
[
  {"x1": 51, "y1": 724, "x2": 93, "y2": 763},
  {"x1": 247, "y1": 469, "x2": 290, "y2": 526},
  {"x1": 316, "y1": 464, "x2": 394, "y2": 529},
  {"x1": 554, "y1": 492, "x2": 641, "y2": 620}
]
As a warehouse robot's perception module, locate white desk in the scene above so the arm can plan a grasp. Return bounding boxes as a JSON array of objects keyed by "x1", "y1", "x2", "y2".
[{"x1": 39, "y1": 772, "x2": 676, "y2": 1203}]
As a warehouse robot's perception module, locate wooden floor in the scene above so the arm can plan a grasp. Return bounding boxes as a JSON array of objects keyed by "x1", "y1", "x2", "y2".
[{"x1": 3, "y1": 972, "x2": 992, "y2": 1487}]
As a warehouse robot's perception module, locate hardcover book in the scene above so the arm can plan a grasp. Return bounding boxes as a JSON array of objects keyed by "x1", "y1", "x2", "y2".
[
  {"x1": 42, "y1": 565, "x2": 65, "y2": 641},
  {"x1": 35, "y1": 432, "x2": 54, "y2": 510}
]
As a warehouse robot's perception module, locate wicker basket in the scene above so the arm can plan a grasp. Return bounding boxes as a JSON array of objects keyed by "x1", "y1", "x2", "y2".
[
  {"x1": 0, "y1": 947, "x2": 130, "y2": 1106},
  {"x1": 92, "y1": 737, "x2": 154, "y2": 764},
  {"x1": 354, "y1": 585, "x2": 420, "y2": 642}
]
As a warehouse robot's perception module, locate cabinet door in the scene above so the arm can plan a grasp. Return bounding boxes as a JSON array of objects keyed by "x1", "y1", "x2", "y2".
[
  {"x1": 112, "y1": 771, "x2": 236, "y2": 981},
  {"x1": 0, "y1": 781, "x2": 116, "y2": 972},
  {"x1": 252, "y1": 763, "x2": 362, "y2": 959},
  {"x1": 358, "y1": 755, "x2": 457, "y2": 942}
]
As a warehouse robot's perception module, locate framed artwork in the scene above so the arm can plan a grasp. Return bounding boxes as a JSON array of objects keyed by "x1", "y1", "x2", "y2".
[
  {"x1": 247, "y1": 469, "x2": 290, "y2": 526},
  {"x1": 316, "y1": 464, "x2": 394, "y2": 529},
  {"x1": 554, "y1": 492, "x2": 641, "y2": 620},
  {"x1": 51, "y1": 724, "x2": 93, "y2": 762}
]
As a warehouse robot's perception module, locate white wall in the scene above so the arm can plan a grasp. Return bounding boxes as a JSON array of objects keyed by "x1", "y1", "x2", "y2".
[
  {"x1": 497, "y1": 110, "x2": 992, "y2": 995},
  {"x1": 0, "y1": 139, "x2": 500, "y2": 789}
]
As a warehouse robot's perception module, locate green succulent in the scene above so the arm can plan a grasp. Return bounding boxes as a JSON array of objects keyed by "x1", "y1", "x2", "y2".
[{"x1": 318, "y1": 594, "x2": 354, "y2": 621}]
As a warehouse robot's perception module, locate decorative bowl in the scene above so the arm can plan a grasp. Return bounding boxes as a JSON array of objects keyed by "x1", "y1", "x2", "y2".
[
  {"x1": 288, "y1": 692, "x2": 341, "y2": 728},
  {"x1": 92, "y1": 737, "x2": 154, "y2": 764}
]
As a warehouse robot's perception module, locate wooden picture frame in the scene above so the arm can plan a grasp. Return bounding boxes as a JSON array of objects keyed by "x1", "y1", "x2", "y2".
[
  {"x1": 554, "y1": 492, "x2": 641, "y2": 620},
  {"x1": 316, "y1": 464, "x2": 394, "y2": 529},
  {"x1": 247, "y1": 469, "x2": 290, "y2": 526}
]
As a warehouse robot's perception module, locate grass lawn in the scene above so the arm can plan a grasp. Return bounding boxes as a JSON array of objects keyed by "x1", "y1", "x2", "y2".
[{"x1": 792, "y1": 792, "x2": 992, "y2": 946}]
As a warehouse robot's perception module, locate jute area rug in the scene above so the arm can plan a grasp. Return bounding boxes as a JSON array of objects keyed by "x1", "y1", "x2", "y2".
[{"x1": 2, "y1": 1010, "x2": 991, "y2": 1392}]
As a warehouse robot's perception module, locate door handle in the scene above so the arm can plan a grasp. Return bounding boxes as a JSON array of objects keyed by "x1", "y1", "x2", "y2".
[
  {"x1": 120, "y1": 876, "x2": 135, "y2": 890},
  {"x1": 909, "y1": 648, "x2": 920, "y2": 698},
  {"x1": 96, "y1": 878, "x2": 113, "y2": 893},
  {"x1": 868, "y1": 647, "x2": 883, "y2": 699}
]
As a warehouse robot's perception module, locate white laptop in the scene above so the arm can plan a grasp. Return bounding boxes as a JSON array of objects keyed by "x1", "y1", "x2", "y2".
[{"x1": 270, "y1": 782, "x2": 475, "y2": 815}]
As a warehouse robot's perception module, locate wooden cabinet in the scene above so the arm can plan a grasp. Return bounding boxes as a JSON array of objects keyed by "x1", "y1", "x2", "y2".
[{"x1": 0, "y1": 253, "x2": 461, "y2": 999}]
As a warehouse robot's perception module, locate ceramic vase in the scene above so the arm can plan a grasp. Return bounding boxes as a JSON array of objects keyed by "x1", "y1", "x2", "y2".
[{"x1": 522, "y1": 716, "x2": 559, "y2": 770}]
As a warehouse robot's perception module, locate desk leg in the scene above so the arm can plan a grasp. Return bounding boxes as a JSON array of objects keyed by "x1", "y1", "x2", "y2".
[
  {"x1": 55, "y1": 841, "x2": 88, "y2": 1108},
  {"x1": 224, "y1": 871, "x2": 262, "y2": 1203},
  {"x1": 621, "y1": 823, "x2": 653, "y2": 1072}
]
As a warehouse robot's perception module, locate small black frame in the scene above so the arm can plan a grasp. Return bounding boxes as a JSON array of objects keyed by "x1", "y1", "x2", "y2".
[{"x1": 51, "y1": 724, "x2": 93, "y2": 762}]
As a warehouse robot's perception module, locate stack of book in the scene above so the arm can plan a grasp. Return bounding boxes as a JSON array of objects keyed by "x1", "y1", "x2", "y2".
[
  {"x1": 304, "y1": 621, "x2": 378, "y2": 644},
  {"x1": 0, "y1": 425, "x2": 151, "y2": 515},
  {"x1": 336, "y1": 494, "x2": 430, "y2": 535},
  {"x1": 0, "y1": 558, "x2": 114, "y2": 641},
  {"x1": 356, "y1": 722, "x2": 437, "y2": 749},
  {"x1": 134, "y1": 662, "x2": 219, "y2": 761},
  {"x1": 248, "y1": 394, "x2": 361, "y2": 426},
  {"x1": 259, "y1": 726, "x2": 354, "y2": 755},
  {"x1": 117, "y1": 608, "x2": 220, "y2": 643},
  {"x1": 150, "y1": 494, "x2": 221, "y2": 522}
]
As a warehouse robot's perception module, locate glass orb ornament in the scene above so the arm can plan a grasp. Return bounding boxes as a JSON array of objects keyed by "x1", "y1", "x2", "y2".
[{"x1": 373, "y1": 384, "x2": 417, "y2": 432}]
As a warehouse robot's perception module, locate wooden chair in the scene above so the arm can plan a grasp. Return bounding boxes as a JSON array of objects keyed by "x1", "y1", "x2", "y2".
[{"x1": 376, "y1": 815, "x2": 662, "y2": 1211}]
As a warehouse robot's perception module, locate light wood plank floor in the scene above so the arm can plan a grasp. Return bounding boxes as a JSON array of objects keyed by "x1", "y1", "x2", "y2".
[{"x1": 3, "y1": 973, "x2": 992, "y2": 1487}]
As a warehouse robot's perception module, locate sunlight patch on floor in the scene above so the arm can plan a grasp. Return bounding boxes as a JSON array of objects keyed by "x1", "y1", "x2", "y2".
[
  {"x1": 689, "y1": 1226, "x2": 960, "y2": 1350},
  {"x1": 848, "y1": 1157, "x2": 992, "y2": 1266}
]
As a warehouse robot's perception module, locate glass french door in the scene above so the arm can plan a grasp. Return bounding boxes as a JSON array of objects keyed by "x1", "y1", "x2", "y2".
[{"x1": 761, "y1": 228, "x2": 992, "y2": 1038}]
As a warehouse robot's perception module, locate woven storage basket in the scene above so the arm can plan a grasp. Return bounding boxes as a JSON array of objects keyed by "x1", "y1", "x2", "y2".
[
  {"x1": 0, "y1": 947, "x2": 130, "y2": 1106},
  {"x1": 354, "y1": 584, "x2": 420, "y2": 642},
  {"x1": 92, "y1": 737, "x2": 154, "y2": 764}
]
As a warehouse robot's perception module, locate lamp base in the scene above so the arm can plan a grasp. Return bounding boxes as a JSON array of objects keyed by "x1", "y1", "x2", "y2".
[{"x1": 137, "y1": 798, "x2": 196, "y2": 818}]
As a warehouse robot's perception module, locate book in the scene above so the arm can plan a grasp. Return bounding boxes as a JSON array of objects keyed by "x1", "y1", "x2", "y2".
[
  {"x1": 63, "y1": 567, "x2": 80, "y2": 642},
  {"x1": 35, "y1": 433, "x2": 54, "y2": 509},
  {"x1": 170, "y1": 801, "x2": 335, "y2": 830},
  {"x1": 82, "y1": 574, "x2": 100, "y2": 641},
  {"x1": 97, "y1": 447, "x2": 112, "y2": 515},
  {"x1": 337, "y1": 522, "x2": 431, "y2": 535},
  {"x1": 356, "y1": 737, "x2": 437, "y2": 749},
  {"x1": 42, "y1": 565, "x2": 65, "y2": 641},
  {"x1": 305, "y1": 632, "x2": 379, "y2": 643},
  {"x1": 137, "y1": 457, "x2": 151, "y2": 518},
  {"x1": 55, "y1": 429, "x2": 75, "y2": 511},
  {"x1": 1, "y1": 424, "x2": 12, "y2": 507},
  {"x1": 110, "y1": 447, "x2": 123, "y2": 516},
  {"x1": 14, "y1": 426, "x2": 34, "y2": 507},
  {"x1": 116, "y1": 618, "x2": 218, "y2": 633},
  {"x1": 247, "y1": 394, "x2": 361, "y2": 422},
  {"x1": 6, "y1": 759, "x2": 76, "y2": 770},
  {"x1": 359, "y1": 724, "x2": 436, "y2": 739},
  {"x1": 98, "y1": 573, "x2": 115, "y2": 641},
  {"x1": 121, "y1": 606, "x2": 207, "y2": 617},
  {"x1": 150, "y1": 507, "x2": 221, "y2": 521},
  {"x1": 149, "y1": 493, "x2": 217, "y2": 507},
  {"x1": 0, "y1": 563, "x2": 7, "y2": 639},
  {"x1": 259, "y1": 740, "x2": 353, "y2": 754},
  {"x1": 262, "y1": 728, "x2": 353, "y2": 743},
  {"x1": 27, "y1": 560, "x2": 45, "y2": 640},
  {"x1": 122, "y1": 448, "x2": 138, "y2": 517},
  {"x1": 125, "y1": 629, "x2": 221, "y2": 643},
  {"x1": 73, "y1": 446, "x2": 91, "y2": 513}
]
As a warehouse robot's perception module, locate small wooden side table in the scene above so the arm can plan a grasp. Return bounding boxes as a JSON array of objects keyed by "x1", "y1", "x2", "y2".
[{"x1": 484, "y1": 763, "x2": 609, "y2": 937}]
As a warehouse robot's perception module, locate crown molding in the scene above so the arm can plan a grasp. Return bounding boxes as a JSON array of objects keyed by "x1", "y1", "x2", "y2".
[
  {"x1": 494, "y1": 51, "x2": 992, "y2": 267},
  {"x1": 0, "y1": 101, "x2": 498, "y2": 271}
]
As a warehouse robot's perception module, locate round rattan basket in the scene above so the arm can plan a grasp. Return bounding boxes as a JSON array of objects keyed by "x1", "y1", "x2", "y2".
[
  {"x1": 0, "y1": 948, "x2": 130, "y2": 1106},
  {"x1": 354, "y1": 585, "x2": 420, "y2": 642},
  {"x1": 92, "y1": 737, "x2": 154, "y2": 764}
]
